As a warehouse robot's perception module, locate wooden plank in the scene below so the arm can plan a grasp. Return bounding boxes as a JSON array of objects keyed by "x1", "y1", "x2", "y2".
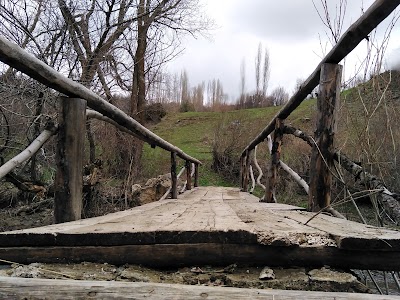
[
  {"x1": 242, "y1": 0, "x2": 400, "y2": 155},
  {"x1": 1, "y1": 243, "x2": 400, "y2": 270},
  {"x1": 54, "y1": 97, "x2": 86, "y2": 223},
  {"x1": 279, "y1": 210, "x2": 400, "y2": 250},
  {"x1": 0, "y1": 188, "x2": 257, "y2": 247},
  {"x1": 226, "y1": 201, "x2": 335, "y2": 247},
  {"x1": 309, "y1": 64, "x2": 342, "y2": 211},
  {"x1": 2, "y1": 277, "x2": 399, "y2": 300}
]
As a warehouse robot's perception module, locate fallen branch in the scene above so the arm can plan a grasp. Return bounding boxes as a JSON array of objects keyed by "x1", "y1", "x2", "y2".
[
  {"x1": 159, "y1": 167, "x2": 186, "y2": 201},
  {"x1": 279, "y1": 160, "x2": 309, "y2": 194},
  {"x1": 86, "y1": 109, "x2": 141, "y2": 140},
  {"x1": 249, "y1": 165, "x2": 255, "y2": 194},
  {"x1": 284, "y1": 125, "x2": 400, "y2": 223},
  {"x1": 253, "y1": 146, "x2": 266, "y2": 190},
  {"x1": 0, "y1": 124, "x2": 57, "y2": 180}
]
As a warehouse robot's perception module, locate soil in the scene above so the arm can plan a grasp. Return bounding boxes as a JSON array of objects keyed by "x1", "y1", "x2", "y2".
[{"x1": 0, "y1": 262, "x2": 371, "y2": 293}]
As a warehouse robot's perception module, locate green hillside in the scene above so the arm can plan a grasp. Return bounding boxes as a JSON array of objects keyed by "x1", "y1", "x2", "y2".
[
  {"x1": 142, "y1": 70, "x2": 400, "y2": 202},
  {"x1": 142, "y1": 99, "x2": 317, "y2": 187}
]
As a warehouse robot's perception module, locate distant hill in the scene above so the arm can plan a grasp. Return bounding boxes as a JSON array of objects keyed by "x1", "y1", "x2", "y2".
[{"x1": 142, "y1": 70, "x2": 400, "y2": 196}]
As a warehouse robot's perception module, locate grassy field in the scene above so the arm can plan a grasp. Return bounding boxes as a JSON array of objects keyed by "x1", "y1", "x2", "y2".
[{"x1": 142, "y1": 99, "x2": 317, "y2": 187}]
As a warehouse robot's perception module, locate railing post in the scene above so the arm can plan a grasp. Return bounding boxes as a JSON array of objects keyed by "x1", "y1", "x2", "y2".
[
  {"x1": 186, "y1": 160, "x2": 192, "y2": 191},
  {"x1": 309, "y1": 63, "x2": 342, "y2": 212},
  {"x1": 264, "y1": 118, "x2": 284, "y2": 203},
  {"x1": 242, "y1": 150, "x2": 250, "y2": 192},
  {"x1": 171, "y1": 152, "x2": 177, "y2": 199},
  {"x1": 194, "y1": 163, "x2": 199, "y2": 187},
  {"x1": 54, "y1": 97, "x2": 86, "y2": 223},
  {"x1": 240, "y1": 155, "x2": 244, "y2": 191}
]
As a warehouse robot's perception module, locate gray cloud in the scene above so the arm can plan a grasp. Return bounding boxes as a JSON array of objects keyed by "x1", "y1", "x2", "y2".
[{"x1": 227, "y1": 0, "x2": 374, "y2": 42}]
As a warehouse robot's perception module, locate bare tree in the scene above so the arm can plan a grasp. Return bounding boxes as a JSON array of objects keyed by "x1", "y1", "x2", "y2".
[
  {"x1": 270, "y1": 86, "x2": 289, "y2": 106},
  {"x1": 262, "y1": 47, "x2": 270, "y2": 98},
  {"x1": 255, "y1": 42, "x2": 262, "y2": 96},
  {"x1": 239, "y1": 58, "x2": 246, "y2": 108}
]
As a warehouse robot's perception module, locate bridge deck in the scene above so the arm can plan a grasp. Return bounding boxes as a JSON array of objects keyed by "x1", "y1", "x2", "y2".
[{"x1": 1, "y1": 186, "x2": 400, "y2": 270}]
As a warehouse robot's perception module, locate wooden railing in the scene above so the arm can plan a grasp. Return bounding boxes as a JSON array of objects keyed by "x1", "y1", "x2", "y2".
[
  {"x1": 240, "y1": 0, "x2": 400, "y2": 213},
  {"x1": 0, "y1": 36, "x2": 201, "y2": 223}
]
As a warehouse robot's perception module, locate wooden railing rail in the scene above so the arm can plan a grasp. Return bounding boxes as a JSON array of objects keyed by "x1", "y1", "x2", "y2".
[{"x1": 240, "y1": 0, "x2": 400, "y2": 212}]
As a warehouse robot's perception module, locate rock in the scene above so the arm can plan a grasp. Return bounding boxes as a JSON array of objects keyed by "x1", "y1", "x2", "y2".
[
  {"x1": 308, "y1": 267, "x2": 369, "y2": 293},
  {"x1": 223, "y1": 264, "x2": 237, "y2": 274},
  {"x1": 259, "y1": 267, "x2": 275, "y2": 280},
  {"x1": 8, "y1": 263, "x2": 42, "y2": 278},
  {"x1": 131, "y1": 184, "x2": 141, "y2": 195},
  {"x1": 139, "y1": 175, "x2": 171, "y2": 205},
  {"x1": 119, "y1": 269, "x2": 150, "y2": 282}
]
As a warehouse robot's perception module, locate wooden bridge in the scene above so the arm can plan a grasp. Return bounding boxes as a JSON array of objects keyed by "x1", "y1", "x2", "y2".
[
  {"x1": 1, "y1": 0, "x2": 400, "y2": 298},
  {"x1": 1, "y1": 186, "x2": 400, "y2": 272}
]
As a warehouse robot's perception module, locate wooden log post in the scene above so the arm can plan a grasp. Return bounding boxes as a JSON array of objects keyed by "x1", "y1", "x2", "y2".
[
  {"x1": 54, "y1": 97, "x2": 86, "y2": 223},
  {"x1": 170, "y1": 152, "x2": 177, "y2": 199},
  {"x1": 308, "y1": 63, "x2": 342, "y2": 212},
  {"x1": 264, "y1": 118, "x2": 284, "y2": 203},
  {"x1": 194, "y1": 163, "x2": 199, "y2": 188},
  {"x1": 185, "y1": 161, "x2": 192, "y2": 191},
  {"x1": 240, "y1": 155, "x2": 245, "y2": 191},
  {"x1": 242, "y1": 151, "x2": 251, "y2": 192}
]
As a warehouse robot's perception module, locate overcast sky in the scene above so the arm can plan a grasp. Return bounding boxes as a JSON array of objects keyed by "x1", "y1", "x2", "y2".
[{"x1": 167, "y1": 0, "x2": 400, "y2": 102}]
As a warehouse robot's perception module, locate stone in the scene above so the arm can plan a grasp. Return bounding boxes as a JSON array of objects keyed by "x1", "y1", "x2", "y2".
[{"x1": 259, "y1": 267, "x2": 275, "y2": 280}]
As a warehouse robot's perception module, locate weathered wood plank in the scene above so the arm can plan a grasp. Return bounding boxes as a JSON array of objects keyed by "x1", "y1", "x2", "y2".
[
  {"x1": 227, "y1": 201, "x2": 335, "y2": 247},
  {"x1": 2, "y1": 277, "x2": 399, "y2": 300},
  {"x1": 1, "y1": 243, "x2": 400, "y2": 270},
  {"x1": 280, "y1": 210, "x2": 400, "y2": 250},
  {"x1": 0, "y1": 188, "x2": 257, "y2": 246}
]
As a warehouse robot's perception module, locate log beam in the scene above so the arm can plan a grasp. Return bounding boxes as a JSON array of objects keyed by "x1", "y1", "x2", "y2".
[
  {"x1": 54, "y1": 97, "x2": 86, "y2": 223},
  {"x1": 308, "y1": 64, "x2": 342, "y2": 212}
]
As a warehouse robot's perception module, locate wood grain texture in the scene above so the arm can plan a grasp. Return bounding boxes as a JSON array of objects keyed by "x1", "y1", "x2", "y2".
[
  {"x1": 1, "y1": 187, "x2": 400, "y2": 269},
  {"x1": 2, "y1": 277, "x2": 398, "y2": 300},
  {"x1": 54, "y1": 97, "x2": 86, "y2": 223},
  {"x1": 309, "y1": 64, "x2": 342, "y2": 211},
  {"x1": 1, "y1": 244, "x2": 400, "y2": 270}
]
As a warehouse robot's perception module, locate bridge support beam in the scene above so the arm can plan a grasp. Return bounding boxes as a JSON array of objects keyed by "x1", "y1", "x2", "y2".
[
  {"x1": 54, "y1": 97, "x2": 86, "y2": 223},
  {"x1": 308, "y1": 63, "x2": 342, "y2": 212}
]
